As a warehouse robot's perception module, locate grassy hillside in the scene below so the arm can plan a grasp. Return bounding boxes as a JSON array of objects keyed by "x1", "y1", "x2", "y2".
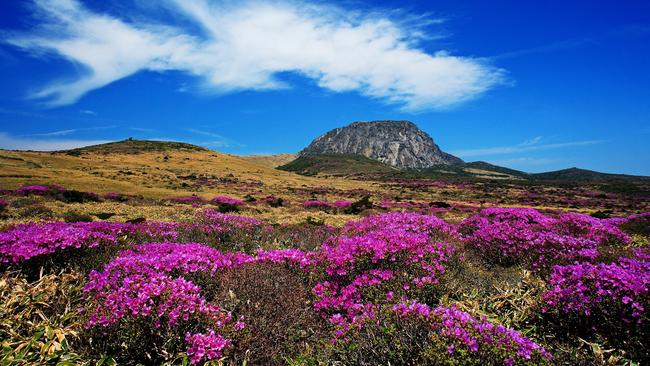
[
  {"x1": 240, "y1": 153, "x2": 297, "y2": 168},
  {"x1": 0, "y1": 141, "x2": 375, "y2": 200},
  {"x1": 279, "y1": 153, "x2": 400, "y2": 177},
  {"x1": 280, "y1": 154, "x2": 527, "y2": 180},
  {"x1": 56, "y1": 139, "x2": 207, "y2": 155}
]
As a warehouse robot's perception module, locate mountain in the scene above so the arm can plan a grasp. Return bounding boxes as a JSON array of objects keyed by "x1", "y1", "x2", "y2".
[
  {"x1": 532, "y1": 167, "x2": 650, "y2": 182},
  {"x1": 298, "y1": 120, "x2": 463, "y2": 169}
]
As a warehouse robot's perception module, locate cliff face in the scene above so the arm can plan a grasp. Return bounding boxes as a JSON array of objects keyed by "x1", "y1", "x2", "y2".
[{"x1": 298, "y1": 120, "x2": 463, "y2": 169}]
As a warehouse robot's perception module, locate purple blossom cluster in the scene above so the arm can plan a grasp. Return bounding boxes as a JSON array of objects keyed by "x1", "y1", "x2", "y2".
[
  {"x1": 0, "y1": 222, "x2": 116, "y2": 263},
  {"x1": 542, "y1": 257, "x2": 650, "y2": 324},
  {"x1": 169, "y1": 195, "x2": 205, "y2": 204},
  {"x1": 393, "y1": 301, "x2": 551, "y2": 363},
  {"x1": 12, "y1": 205, "x2": 647, "y2": 362},
  {"x1": 342, "y1": 211, "x2": 457, "y2": 238},
  {"x1": 459, "y1": 207, "x2": 630, "y2": 268},
  {"x1": 0, "y1": 221, "x2": 182, "y2": 264},
  {"x1": 185, "y1": 330, "x2": 232, "y2": 364},
  {"x1": 14, "y1": 184, "x2": 63, "y2": 196},
  {"x1": 200, "y1": 209, "x2": 269, "y2": 231},
  {"x1": 314, "y1": 213, "x2": 456, "y2": 332},
  {"x1": 210, "y1": 196, "x2": 245, "y2": 206},
  {"x1": 84, "y1": 241, "x2": 314, "y2": 364}
]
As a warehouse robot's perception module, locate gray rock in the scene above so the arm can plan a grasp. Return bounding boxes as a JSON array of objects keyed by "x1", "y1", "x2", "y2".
[{"x1": 299, "y1": 120, "x2": 463, "y2": 169}]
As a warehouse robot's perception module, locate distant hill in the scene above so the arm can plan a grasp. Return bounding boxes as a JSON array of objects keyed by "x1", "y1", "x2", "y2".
[
  {"x1": 54, "y1": 139, "x2": 207, "y2": 155},
  {"x1": 279, "y1": 153, "x2": 650, "y2": 183},
  {"x1": 240, "y1": 154, "x2": 296, "y2": 168},
  {"x1": 299, "y1": 120, "x2": 463, "y2": 169},
  {"x1": 279, "y1": 153, "x2": 399, "y2": 177},
  {"x1": 532, "y1": 167, "x2": 650, "y2": 182}
]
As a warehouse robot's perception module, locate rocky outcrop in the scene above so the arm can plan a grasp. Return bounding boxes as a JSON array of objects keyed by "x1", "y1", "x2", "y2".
[{"x1": 298, "y1": 120, "x2": 463, "y2": 169}]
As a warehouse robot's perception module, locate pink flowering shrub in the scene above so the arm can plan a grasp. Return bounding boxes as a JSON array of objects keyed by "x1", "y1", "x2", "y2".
[
  {"x1": 169, "y1": 195, "x2": 205, "y2": 204},
  {"x1": 313, "y1": 213, "x2": 456, "y2": 333},
  {"x1": 210, "y1": 196, "x2": 245, "y2": 213},
  {"x1": 260, "y1": 195, "x2": 284, "y2": 207},
  {"x1": 459, "y1": 207, "x2": 629, "y2": 268},
  {"x1": 342, "y1": 211, "x2": 457, "y2": 238},
  {"x1": 185, "y1": 330, "x2": 231, "y2": 364},
  {"x1": 555, "y1": 212, "x2": 631, "y2": 244},
  {"x1": 0, "y1": 221, "x2": 184, "y2": 276},
  {"x1": 0, "y1": 222, "x2": 116, "y2": 264},
  {"x1": 303, "y1": 199, "x2": 353, "y2": 212},
  {"x1": 542, "y1": 258, "x2": 650, "y2": 326},
  {"x1": 14, "y1": 184, "x2": 62, "y2": 196},
  {"x1": 541, "y1": 256, "x2": 650, "y2": 359},
  {"x1": 83, "y1": 241, "x2": 316, "y2": 364},
  {"x1": 330, "y1": 301, "x2": 551, "y2": 365},
  {"x1": 196, "y1": 209, "x2": 273, "y2": 252},
  {"x1": 392, "y1": 301, "x2": 551, "y2": 365}
]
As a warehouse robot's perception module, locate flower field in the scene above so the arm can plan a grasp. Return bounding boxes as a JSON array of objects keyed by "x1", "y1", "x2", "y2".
[{"x1": 1, "y1": 182, "x2": 649, "y2": 365}]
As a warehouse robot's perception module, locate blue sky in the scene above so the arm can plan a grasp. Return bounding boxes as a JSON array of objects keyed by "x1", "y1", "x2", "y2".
[{"x1": 0, "y1": 0, "x2": 649, "y2": 175}]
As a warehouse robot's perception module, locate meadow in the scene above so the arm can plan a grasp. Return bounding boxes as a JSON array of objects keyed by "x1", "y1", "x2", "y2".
[{"x1": 1, "y1": 146, "x2": 649, "y2": 365}]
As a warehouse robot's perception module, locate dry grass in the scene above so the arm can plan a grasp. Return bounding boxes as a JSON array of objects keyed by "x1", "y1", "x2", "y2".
[
  {"x1": 0, "y1": 271, "x2": 85, "y2": 365},
  {"x1": 0, "y1": 149, "x2": 378, "y2": 199}
]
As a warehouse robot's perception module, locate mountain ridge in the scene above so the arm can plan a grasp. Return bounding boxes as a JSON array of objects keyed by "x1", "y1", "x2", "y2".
[{"x1": 5, "y1": 137, "x2": 647, "y2": 183}]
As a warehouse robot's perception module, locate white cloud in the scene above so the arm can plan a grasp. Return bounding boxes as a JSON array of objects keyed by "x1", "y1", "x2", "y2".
[
  {"x1": 22, "y1": 125, "x2": 116, "y2": 137},
  {"x1": 452, "y1": 137, "x2": 605, "y2": 158},
  {"x1": 5, "y1": 0, "x2": 505, "y2": 111},
  {"x1": 186, "y1": 128, "x2": 238, "y2": 148},
  {"x1": 488, "y1": 157, "x2": 563, "y2": 167},
  {"x1": 24, "y1": 129, "x2": 78, "y2": 137},
  {"x1": 0, "y1": 131, "x2": 110, "y2": 151}
]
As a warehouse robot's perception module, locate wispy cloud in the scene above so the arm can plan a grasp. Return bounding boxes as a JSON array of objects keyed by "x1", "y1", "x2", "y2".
[
  {"x1": 186, "y1": 128, "x2": 226, "y2": 139},
  {"x1": 129, "y1": 127, "x2": 157, "y2": 133},
  {"x1": 186, "y1": 128, "x2": 236, "y2": 148},
  {"x1": 25, "y1": 129, "x2": 78, "y2": 137},
  {"x1": 452, "y1": 137, "x2": 605, "y2": 158},
  {"x1": 0, "y1": 131, "x2": 110, "y2": 151},
  {"x1": 22, "y1": 125, "x2": 116, "y2": 137},
  {"x1": 492, "y1": 38, "x2": 596, "y2": 60},
  {"x1": 79, "y1": 109, "x2": 97, "y2": 115},
  {"x1": 492, "y1": 24, "x2": 650, "y2": 61},
  {"x1": 3, "y1": 0, "x2": 505, "y2": 111},
  {"x1": 488, "y1": 157, "x2": 563, "y2": 167}
]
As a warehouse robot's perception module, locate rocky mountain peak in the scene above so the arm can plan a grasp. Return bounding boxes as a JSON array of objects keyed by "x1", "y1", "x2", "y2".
[{"x1": 298, "y1": 120, "x2": 463, "y2": 169}]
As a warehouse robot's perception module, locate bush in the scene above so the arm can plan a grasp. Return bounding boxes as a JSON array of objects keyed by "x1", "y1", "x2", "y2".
[
  {"x1": 343, "y1": 195, "x2": 373, "y2": 215},
  {"x1": 328, "y1": 303, "x2": 551, "y2": 366},
  {"x1": 63, "y1": 210, "x2": 94, "y2": 223},
  {"x1": 205, "y1": 262, "x2": 325, "y2": 364},
  {"x1": 541, "y1": 257, "x2": 650, "y2": 360},
  {"x1": 459, "y1": 207, "x2": 629, "y2": 269},
  {"x1": 93, "y1": 212, "x2": 116, "y2": 220},
  {"x1": 54, "y1": 190, "x2": 100, "y2": 203},
  {"x1": 620, "y1": 212, "x2": 650, "y2": 236}
]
